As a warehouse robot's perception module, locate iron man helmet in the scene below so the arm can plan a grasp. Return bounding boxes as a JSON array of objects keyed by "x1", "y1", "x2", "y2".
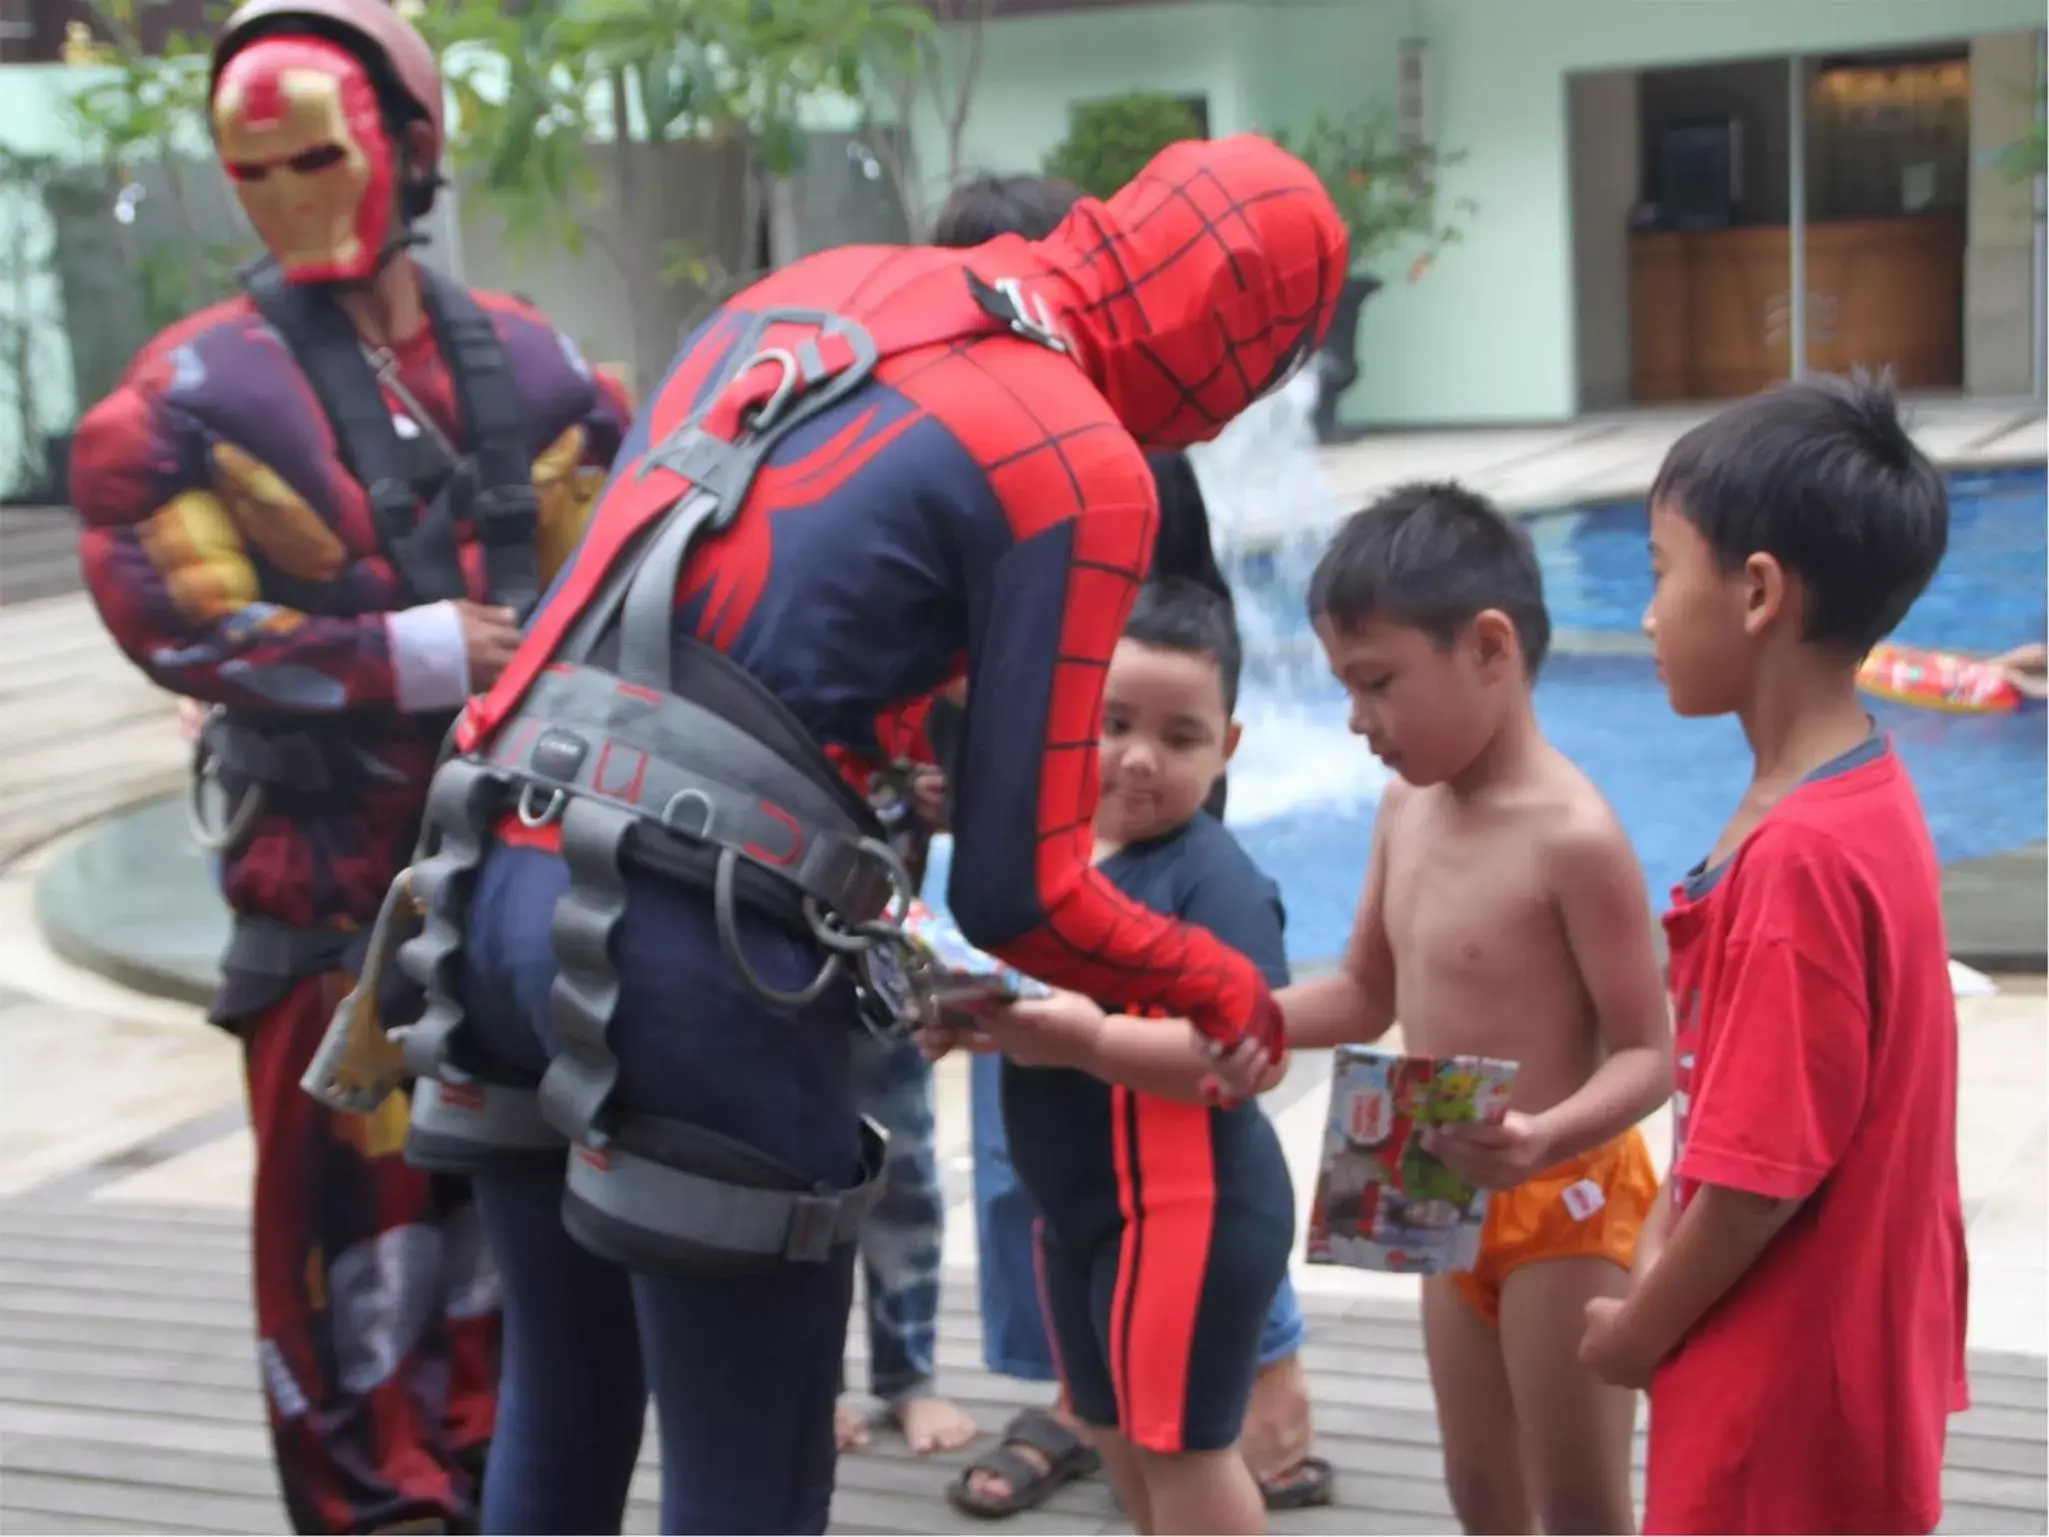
[{"x1": 210, "y1": 0, "x2": 446, "y2": 284}]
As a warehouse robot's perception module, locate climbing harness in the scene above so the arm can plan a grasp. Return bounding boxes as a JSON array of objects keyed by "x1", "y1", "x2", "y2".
[
  {"x1": 186, "y1": 259, "x2": 542, "y2": 861},
  {"x1": 323, "y1": 273, "x2": 1070, "y2": 1274}
]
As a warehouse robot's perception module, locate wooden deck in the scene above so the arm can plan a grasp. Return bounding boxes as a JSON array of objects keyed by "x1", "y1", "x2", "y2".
[{"x1": 0, "y1": 1197, "x2": 2042, "y2": 1536}]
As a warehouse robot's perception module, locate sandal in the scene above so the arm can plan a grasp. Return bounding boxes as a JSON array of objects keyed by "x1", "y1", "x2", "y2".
[
  {"x1": 947, "y1": 1407, "x2": 1102, "y2": 1519},
  {"x1": 1261, "y1": 1454, "x2": 1337, "y2": 1511}
]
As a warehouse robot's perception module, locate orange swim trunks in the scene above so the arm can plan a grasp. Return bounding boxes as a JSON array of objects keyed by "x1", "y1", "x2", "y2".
[{"x1": 1452, "y1": 1127, "x2": 1659, "y2": 1324}]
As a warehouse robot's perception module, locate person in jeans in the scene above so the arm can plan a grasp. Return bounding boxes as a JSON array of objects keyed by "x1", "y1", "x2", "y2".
[
  {"x1": 833, "y1": 772, "x2": 977, "y2": 1453},
  {"x1": 930, "y1": 170, "x2": 1331, "y2": 1523}
]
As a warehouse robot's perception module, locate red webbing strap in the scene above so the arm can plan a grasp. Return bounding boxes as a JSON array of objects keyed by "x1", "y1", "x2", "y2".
[{"x1": 455, "y1": 275, "x2": 1036, "y2": 754}]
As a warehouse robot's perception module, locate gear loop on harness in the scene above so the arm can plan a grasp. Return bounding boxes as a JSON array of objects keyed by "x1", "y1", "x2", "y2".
[
  {"x1": 534, "y1": 795, "x2": 636, "y2": 1146},
  {"x1": 712, "y1": 845, "x2": 846, "y2": 1009},
  {"x1": 188, "y1": 750, "x2": 265, "y2": 854},
  {"x1": 516, "y1": 782, "x2": 566, "y2": 829}
]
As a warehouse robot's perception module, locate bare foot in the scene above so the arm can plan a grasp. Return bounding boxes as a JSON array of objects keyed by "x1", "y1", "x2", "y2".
[
  {"x1": 835, "y1": 1399, "x2": 872, "y2": 1452},
  {"x1": 894, "y1": 1394, "x2": 978, "y2": 1454}
]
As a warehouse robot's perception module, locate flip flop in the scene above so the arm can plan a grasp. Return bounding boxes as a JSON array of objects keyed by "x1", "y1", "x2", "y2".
[
  {"x1": 1261, "y1": 1454, "x2": 1337, "y2": 1510},
  {"x1": 947, "y1": 1407, "x2": 1102, "y2": 1519}
]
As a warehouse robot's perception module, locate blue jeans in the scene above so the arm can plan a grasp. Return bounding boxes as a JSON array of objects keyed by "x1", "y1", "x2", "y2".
[
  {"x1": 458, "y1": 846, "x2": 861, "y2": 1535},
  {"x1": 848, "y1": 1030, "x2": 945, "y2": 1403},
  {"x1": 970, "y1": 1052, "x2": 1305, "y2": 1383}
]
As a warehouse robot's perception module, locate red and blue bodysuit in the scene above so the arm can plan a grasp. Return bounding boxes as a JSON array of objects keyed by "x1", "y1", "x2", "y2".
[{"x1": 447, "y1": 133, "x2": 1347, "y2": 1534}]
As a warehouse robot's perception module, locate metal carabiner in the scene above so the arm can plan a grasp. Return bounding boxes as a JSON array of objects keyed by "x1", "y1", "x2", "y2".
[
  {"x1": 516, "y1": 783, "x2": 567, "y2": 829},
  {"x1": 739, "y1": 347, "x2": 802, "y2": 433},
  {"x1": 713, "y1": 846, "x2": 844, "y2": 1010},
  {"x1": 187, "y1": 754, "x2": 265, "y2": 855}
]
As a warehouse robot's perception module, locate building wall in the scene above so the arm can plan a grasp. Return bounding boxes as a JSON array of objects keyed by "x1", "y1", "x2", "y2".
[
  {"x1": 903, "y1": 0, "x2": 1255, "y2": 218},
  {"x1": 1965, "y1": 30, "x2": 2041, "y2": 396},
  {"x1": 0, "y1": 64, "x2": 89, "y2": 497},
  {"x1": 1367, "y1": 0, "x2": 2046, "y2": 425},
  {"x1": 911, "y1": 0, "x2": 2042, "y2": 425},
  {"x1": 1568, "y1": 71, "x2": 1638, "y2": 411}
]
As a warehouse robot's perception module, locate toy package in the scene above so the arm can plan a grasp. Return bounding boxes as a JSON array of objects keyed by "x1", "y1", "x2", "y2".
[
  {"x1": 1304, "y1": 1045, "x2": 1520, "y2": 1275},
  {"x1": 863, "y1": 898, "x2": 1055, "y2": 1027}
]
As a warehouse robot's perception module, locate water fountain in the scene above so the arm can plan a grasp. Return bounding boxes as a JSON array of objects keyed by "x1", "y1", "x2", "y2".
[
  {"x1": 1188, "y1": 370, "x2": 1393, "y2": 832},
  {"x1": 919, "y1": 375, "x2": 1392, "y2": 949}
]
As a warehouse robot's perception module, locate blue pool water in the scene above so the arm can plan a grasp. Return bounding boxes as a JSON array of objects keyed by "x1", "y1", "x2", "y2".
[{"x1": 928, "y1": 467, "x2": 2048, "y2": 963}]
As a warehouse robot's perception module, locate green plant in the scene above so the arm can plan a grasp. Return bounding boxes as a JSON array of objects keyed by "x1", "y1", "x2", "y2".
[
  {"x1": 1998, "y1": 83, "x2": 2046, "y2": 184},
  {"x1": 0, "y1": 147, "x2": 64, "y2": 499},
  {"x1": 1276, "y1": 107, "x2": 1477, "y2": 281},
  {"x1": 423, "y1": 0, "x2": 930, "y2": 394},
  {"x1": 1042, "y1": 92, "x2": 1204, "y2": 201},
  {"x1": 63, "y1": 0, "x2": 253, "y2": 329}
]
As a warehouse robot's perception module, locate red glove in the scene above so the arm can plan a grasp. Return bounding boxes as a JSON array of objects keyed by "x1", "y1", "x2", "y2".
[{"x1": 1198, "y1": 991, "x2": 1286, "y2": 1109}]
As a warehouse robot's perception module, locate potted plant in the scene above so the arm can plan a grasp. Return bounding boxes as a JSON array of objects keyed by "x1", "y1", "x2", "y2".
[
  {"x1": 1277, "y1": 107, "x2": 1476, "y2": 442},
  {"x1": 1043, "y1": 91, "x2": 1206, "y2": 200}
]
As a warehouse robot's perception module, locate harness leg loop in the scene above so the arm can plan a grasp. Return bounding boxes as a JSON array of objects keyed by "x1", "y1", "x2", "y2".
[
  {"x1": 537, "y1": 796, "x2": 636, "y2": 1145},
  {"x1": 393, "y1": 758, "x2": 502, "y2": 1081}
]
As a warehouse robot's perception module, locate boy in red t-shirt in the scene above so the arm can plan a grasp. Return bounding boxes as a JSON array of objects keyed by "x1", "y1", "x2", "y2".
[{"x1": 1579, "y1": 374, "x2": 1970, "y2": 1535}]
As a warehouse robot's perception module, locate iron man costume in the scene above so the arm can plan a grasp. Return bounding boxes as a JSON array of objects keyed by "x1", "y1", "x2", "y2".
[
  {"x1": 68, "y1": 2, "x2": 630, "y2": 1530},
  {"x1": 358, "y1": 133, "x2": 1344, "y2": 1533}
]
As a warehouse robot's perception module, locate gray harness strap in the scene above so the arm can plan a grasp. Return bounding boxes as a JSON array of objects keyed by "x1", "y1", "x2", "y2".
[
  {"x1": 407, "y1": 1077, "x2": 563, "y2": 1164},
  {"x1": 484, "y1": 665, "x2": 891, "y2": 918},
  {"x1": 566, "y1": 1118, "x2": 889, "y2": 1270}
]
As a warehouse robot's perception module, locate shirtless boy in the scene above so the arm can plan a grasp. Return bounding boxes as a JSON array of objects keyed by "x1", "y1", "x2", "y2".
[{"x1": 1212, "y1": 482, "x2": 1672, "y2": 1533}]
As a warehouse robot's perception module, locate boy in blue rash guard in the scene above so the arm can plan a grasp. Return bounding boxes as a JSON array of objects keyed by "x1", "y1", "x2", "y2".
[
  {"x1": 953, "y1": 579, "x2": 1299, "y2": 1536},
  {"x1": 927, "y1": 173, "x2": 1327, "y2": 1524}
]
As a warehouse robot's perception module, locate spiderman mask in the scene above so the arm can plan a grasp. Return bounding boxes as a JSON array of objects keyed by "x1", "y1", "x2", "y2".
[
  {"x1": 212, "y1": 35, "x2": 397, "y2": 285},
  {"x1": 1026, "y1": 134, "x2": 1351, "y2": 449}
]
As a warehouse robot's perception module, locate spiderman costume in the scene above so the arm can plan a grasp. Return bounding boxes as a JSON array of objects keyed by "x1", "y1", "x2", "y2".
[
  {"x1": 403, "y1": 134, "x2": 1344, "y2": 1533},
  {"x1": 70, "y1": 2, "x2": 631, "y2": 1529}
]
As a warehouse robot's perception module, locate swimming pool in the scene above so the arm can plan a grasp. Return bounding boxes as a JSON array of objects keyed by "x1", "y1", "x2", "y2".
[{"x1": 929, "y1": 467, "x2": 2048, "y2": 963}]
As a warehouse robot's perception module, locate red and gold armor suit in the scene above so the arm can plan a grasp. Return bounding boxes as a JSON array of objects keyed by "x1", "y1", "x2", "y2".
[{"x1": 69, "y1": 2, "x2": 632, "y2": 1528}]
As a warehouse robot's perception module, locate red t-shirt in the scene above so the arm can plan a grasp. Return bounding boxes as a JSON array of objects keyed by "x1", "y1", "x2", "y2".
[{"x1": 1649, "y1": 739, "x2": 1968, "y2": 1536}]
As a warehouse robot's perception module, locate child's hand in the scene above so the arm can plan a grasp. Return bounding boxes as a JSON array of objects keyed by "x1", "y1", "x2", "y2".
[
  {"x1": 1422, "y1": 1111, "x2": 1553, "y2": 1189},
  {"x1": 1579, "y1": 1295, "x2": 1657, "y2": 1390},
  {"x1": 914, "y1": 1022, "x2": 991, "y2": 1063},
  {"x1": 1207, "y1": 1038, "x2": 1275, "y2": 1102},
  {"x1": 961, "y1": 988, "x2": 1105, "y2": 1071},
  {"x1": 911, "y1": 767, "x2": 949, "y2": 831}
]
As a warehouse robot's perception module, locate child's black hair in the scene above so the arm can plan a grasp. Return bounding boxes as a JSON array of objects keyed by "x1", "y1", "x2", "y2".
[
  {"x1": 929, "y1": 174, "x2": 1080, "y2": 248},
  {"x1": 1650, "y1": 373, "x2": 1948, "y2": 653},
  {"x1": 1307, "y1": 481, "x2": 1552, "y2": 676},
  {"x1": 1124, "y1": 576, "x2": 1244, "y2": 714}
]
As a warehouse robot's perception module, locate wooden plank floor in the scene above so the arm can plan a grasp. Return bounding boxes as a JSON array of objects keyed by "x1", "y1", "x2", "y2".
[
  {"x1": 0, "y1": 1199, "x2": 2042, "y2": 1535},
  {"x1": 0, "y1": 507, "x2": 85, "y2": 609}
]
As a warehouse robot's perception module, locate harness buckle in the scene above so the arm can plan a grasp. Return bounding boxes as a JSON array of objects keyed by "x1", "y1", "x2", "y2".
[
  {"x1": 783, "y1": 1191, "x2": 841, "y2": 1264},
  {"x1": 473, "y1": 482, "x2": 539, "y2": 545},
  {"x1": 968, "y1": 274, "x2": 1070, "y2": 355}
]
